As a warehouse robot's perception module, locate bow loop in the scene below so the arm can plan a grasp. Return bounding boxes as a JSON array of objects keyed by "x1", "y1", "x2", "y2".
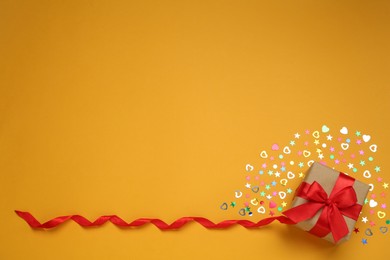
[
  {"x1": 329, "y1": 186, "x2": 357, "y2": 209},
  {"x1": 305, "y1": 181, "x2": 328, "y2": 202}
]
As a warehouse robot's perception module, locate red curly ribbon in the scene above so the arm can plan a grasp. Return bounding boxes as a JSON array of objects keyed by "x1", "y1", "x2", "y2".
[
  {"x1": 15, "y1": 210, "x2": 295, "y2": 229},
  {"x1": 14, "y1": 173, "x2": 362, "y2": 243}
]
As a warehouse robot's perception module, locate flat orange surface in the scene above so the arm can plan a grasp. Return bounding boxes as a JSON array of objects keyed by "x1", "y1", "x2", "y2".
[{"x1": 1, "y1": 1, "x2": 389, "y2": 259}]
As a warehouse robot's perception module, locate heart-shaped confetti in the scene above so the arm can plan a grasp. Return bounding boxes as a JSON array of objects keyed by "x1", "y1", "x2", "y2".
[
  {"x1": 238, "y1": 208, "x2": 246, "y2": 216},
  {"x1": 220, "y1": 203, "x2": 228, "y2": 210},
  {"x1": 363, "y1": 170, "x2": 371, "y2": 179},
  {"x1": 271, "y1": 144, "x2": 279, "y2": 151},
  {"x1": 363, "y1": 135, "x2": 371, "y2": 142},
  {"x1": 280, "y1": 179, "x2": 288, "y2": 186},
  {"x1": 260, "y1": 151, "x2": 268, "y2": 158},
  {"x1": 322, "y1": 125, "x2": 330, "y2": 133},
  {"x1": 380, "y1": 226, "x2": 388, "y2": 234},
  {"x1": 269, "y1": 201, "x2": 277, "y2": 208},
  {"x1": 340, "y1": 127, "x2": 348, "y2": 134},
  {"x1": 377, "y1": 211, "x2": 386, "y2": 219},
  {"x1": 257, "y1": 206, "x2": 266, "y2": 214},
  {"x1": 369, "y1": 199, "x2": 378, "y2": 208},
  {"x1": 341, "y1": 143, "x2": 349, "y2": 150},
  {"x1": 365, "y1": 228, "x2": 373, "y2": 236},
  {"x1": 303, "y1": 150, "x2": 311, "y2": 158},
  {"x1": 287, "y1": 171, "x2": 295, "y2": 179},
  {"x1": 279, "y1": 191, "x2": 286, "y2": 199},
  {"x1": 246, "y1": 164, "x2": 254, "y2": 172},
  {"x1": 283, "y1": 146, "x2": 291, "y2": 154},
  {"x1": 307, "y1": 160, "x2": 314, "y2": 167}
]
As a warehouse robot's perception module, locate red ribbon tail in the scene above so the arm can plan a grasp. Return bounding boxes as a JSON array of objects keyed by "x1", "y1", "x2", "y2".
[
  {"x1": 15, "y1": 210, "x2": 295, "y2": 230},
  {"x1": 15, "y1": 211, "x2": 42, "y2": 228},
  {"x1": 328, "y1": 206, "x2": 350, "y2": 243}
]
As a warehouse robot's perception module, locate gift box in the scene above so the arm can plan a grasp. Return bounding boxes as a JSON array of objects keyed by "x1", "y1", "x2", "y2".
[{"x1": 283, "y1": 162, "x2": 369, "y2": 244}]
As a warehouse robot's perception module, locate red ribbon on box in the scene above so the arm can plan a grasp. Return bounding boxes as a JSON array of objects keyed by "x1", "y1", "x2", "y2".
[{"x1": 283, "y1": 173, "x2": 362, "y2": 242}]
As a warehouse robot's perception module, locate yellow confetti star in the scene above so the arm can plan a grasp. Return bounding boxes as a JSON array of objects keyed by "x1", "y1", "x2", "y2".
[
  {"x1": 314, "y1": 139, "x2": 320, "y2": 145},
  {"x1": 316, "y1": 148, "x2": 322, "y2": 153},
  {"x1": 299, "y1": 172, "x2": 304, "y2": 178},
  {"x1": 383, "y1": 183, "x2": 389, "y2": 189},
  {"x1": 281, "y1": 201, "x2": 287, "y2": 207}
]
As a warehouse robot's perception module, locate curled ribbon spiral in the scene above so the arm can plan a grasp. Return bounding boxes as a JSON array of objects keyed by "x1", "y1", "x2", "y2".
[{"x1": 15, "y1": 210, "x2": 295, "y2": 230}]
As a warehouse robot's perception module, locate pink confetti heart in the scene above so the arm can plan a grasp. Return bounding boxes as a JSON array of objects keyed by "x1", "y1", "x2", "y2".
[
  {"x1": 269, "y1": 201, "x2": 277, "y2": 208},
  {"x1": 271, "y1": 143, "x2": 279, "y2": 151}
]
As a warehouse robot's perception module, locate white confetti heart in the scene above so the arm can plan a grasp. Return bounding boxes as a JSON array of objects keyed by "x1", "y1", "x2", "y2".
[
  {"x1": 341, "y1": 143, "x2": 349, "y2": 150},
  {"x1": 321, "y1": 125, "x2": 330, "y2": 133},
  {"x1": 362, "y1": 135, "x2": 371, "y2": 142},
  {"x1": 279, "y1": 191, "x2": 286, "y2": 199},
  {"x1": 245, "y1": 164, "x2": 254, "y2": 172},
  {"x1": 370, "y1": 144, "x2": 377, "y2": 152},
  {"x1": 257, "y1": 206, "x2": 266, "y2": 214},
  {"x1": 307, "y1": 160, "x2": 314, "y2": 167},
  {"x1": 363, "y1": 170, "x2": 371, "y2": 178},
  {"x1": 235, "y1": 191, "x2": 242, "y2": 198},
  {"x1": 283, "y1": 146, "x2": 291, "y2": 154},
  {"x1": 287, "y1": 171, "x2": 295, "y2": 179},
  {"x1": 340, "y1": 127, "x2": 348, "y2": 135},
  {"x1": 369, "y1": 199, "x2": 378, "y2": 208},
  {"x1": 260, "y1": 151, "x2": 268, "y2": 158}
]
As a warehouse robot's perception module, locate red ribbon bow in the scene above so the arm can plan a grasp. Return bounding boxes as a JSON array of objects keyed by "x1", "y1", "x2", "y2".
[{"x1": 283, "y1": 173, "x2": 362, "y2": 243}]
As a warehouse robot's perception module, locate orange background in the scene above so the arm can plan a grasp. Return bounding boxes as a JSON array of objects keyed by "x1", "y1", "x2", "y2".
[{"x1": 1, "y1": 0, "x2": 389, "y2": 259}]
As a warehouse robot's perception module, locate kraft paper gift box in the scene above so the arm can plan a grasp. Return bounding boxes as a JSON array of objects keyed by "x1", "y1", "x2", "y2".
[{"x1": 283, "y1": 162, "x2": 370, "y2": 244}]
